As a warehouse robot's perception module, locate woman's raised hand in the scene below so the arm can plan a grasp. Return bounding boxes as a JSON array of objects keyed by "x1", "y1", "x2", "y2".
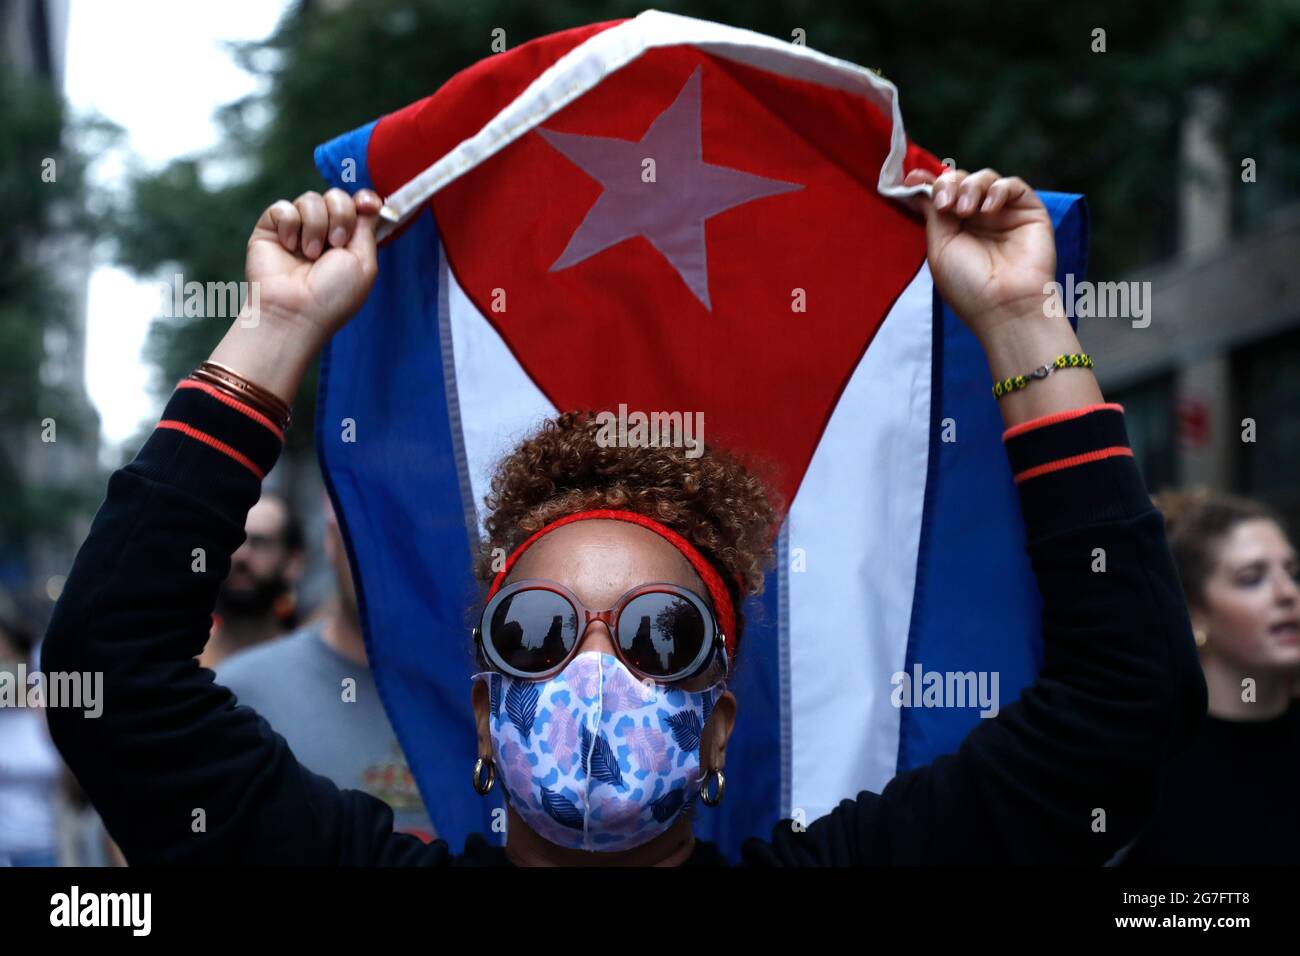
[
  {"x1": 247, "y1": 189, "x2": 383, "y2": 338},
  {"x1": 904, "y1": 167, "x2": 1056, "y2": 344},
  {"x1": 207, "y1": 188, "x2": 383, "y2": 405}
]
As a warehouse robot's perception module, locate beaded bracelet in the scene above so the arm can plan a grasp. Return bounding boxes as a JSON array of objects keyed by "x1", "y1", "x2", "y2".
[
  {"x1": 189, "y1": 361, "x2": 293, "y2": 430},
  {"x1": 992, "y1": 353, "x2": 1094, "y2": 400}
]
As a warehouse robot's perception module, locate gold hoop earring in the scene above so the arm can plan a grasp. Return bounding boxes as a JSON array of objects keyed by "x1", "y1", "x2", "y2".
[
  {"x1": 472, "y1": 756, "x2": 496, "y2": 795},
  {"x1": 700, "y1": 768, "x2": 725, "y2": 807},
  {"x1": 1194, "y1": 628, "x2": 1208, "y2": 649}
]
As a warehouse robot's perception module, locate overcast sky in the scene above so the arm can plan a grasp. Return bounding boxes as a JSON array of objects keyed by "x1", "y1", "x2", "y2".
[{"x1": 65, "y1": 0, "x2": 292, "y2": 450}]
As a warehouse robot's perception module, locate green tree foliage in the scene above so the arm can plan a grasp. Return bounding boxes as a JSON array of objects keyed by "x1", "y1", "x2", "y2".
[
  {"x1": 0, "y1": 65, "x2": 104, "y2": 547},
  {"x1": 116, "y1": 0, "x2": 1300, "y2": 441},
  {"x1": 1, "y1": 69, "x2": 70, "y2": 425}
]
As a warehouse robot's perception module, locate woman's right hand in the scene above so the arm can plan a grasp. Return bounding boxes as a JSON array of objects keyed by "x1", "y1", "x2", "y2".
[
  {"x1": 248, "y1": 188, "x2": 383, "y2": 337},
  {"x1": 207, "y1": 188, "x2": 383, "y2": 405}
]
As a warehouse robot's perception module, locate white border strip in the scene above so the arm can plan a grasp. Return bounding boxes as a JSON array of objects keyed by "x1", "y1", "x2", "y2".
[
  {"x1": 787, "y1": 263, "x2": 934, "y2": 816},
  {"x1": 441, "y1": 255, "x2": 557, "y2": 535},
  {"x1": 376, "y1": 9, "x2": 930, "y2": 241}
]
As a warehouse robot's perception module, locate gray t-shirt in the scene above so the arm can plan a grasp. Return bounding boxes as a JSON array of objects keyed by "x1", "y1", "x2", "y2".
[{"x1": 216, "y1": 627, "x2": 434, "y2": 839}]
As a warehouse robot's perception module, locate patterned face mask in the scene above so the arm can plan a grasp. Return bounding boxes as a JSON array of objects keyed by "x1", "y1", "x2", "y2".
[{"x1": 475, "y1": 651, "x2": 724, "y2": 852}]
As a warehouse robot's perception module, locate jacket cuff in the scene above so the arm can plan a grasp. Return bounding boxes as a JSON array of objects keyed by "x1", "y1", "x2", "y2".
[
  {"x1": 1003, "y1": 403, "x2": 1153, "y2": 539},
  {"x1": 128, "y1": 381, "x2": 284, "y2": 521}
]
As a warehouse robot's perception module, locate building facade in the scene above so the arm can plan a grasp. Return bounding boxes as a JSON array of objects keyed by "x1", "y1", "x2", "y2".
[{"x1": 1082, "y1": 203, "x2": 1300, "y2": 534}]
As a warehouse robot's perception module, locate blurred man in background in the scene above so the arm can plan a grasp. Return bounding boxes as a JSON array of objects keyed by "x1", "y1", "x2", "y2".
[
  {"x1": 200, "y1": 489, "x2": 305, "y2": 669},
  {"x1": 216, "y1": 494, "x2": 434, "y2": 841}
]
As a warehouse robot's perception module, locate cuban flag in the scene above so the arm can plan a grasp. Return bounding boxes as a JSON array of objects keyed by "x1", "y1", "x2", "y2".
[{"x1": 313, "y1": 10, "x2": 1087, "y2": 859}]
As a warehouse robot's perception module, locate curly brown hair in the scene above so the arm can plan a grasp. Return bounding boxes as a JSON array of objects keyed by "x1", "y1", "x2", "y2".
[{"x1": 473, "y1": 410, "x2": 783, "y2": 651}]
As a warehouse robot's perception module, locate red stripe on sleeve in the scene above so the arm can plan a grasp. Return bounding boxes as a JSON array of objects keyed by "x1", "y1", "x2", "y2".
[
  {"x1": 156, "y1": 420, "x2": 265, "y2": 480},
  {"x1": 1001, "y1": 402, "x2": 1125, "y2": 442},
  {"x1": 176, "y1": 379, "x2": 285, "y2": 441},
  {"x1": 1012, "y1": 446, "x2": 1134, "y2": 485}
]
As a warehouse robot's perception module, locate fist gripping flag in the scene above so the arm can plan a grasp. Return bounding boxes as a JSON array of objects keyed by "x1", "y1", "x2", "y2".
[{"x1": 314, "y1": 10, "x2": 1088, "y2": 858}]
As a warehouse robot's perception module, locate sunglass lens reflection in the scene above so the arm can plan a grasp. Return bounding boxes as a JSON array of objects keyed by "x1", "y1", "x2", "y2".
[
  {"x1": 617, "y1": 592, "x2": 706, "y2": 678},
  {"x1": 490, "y1": 589, "x2": 579, "y2": 673}
]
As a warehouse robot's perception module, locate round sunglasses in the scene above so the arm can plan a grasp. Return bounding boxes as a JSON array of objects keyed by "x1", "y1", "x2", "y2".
[{"x1": 473, "y1": 579, "x2": 727, "y2": 683}]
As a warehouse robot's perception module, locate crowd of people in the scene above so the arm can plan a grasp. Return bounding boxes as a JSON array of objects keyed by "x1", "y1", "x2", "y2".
[
  {"x1": 5, "y1": 169, "x2": 1298, "y2": 867},
  {"x1": 5, "y1": 434, "x2": 1294, "y2": 868},
  {"x1": 4, "y1": 456, "x2": 1297, "y2": 865},
  {"x1": 9, "y1": 476, "x2": 1294, "y2": 865}
]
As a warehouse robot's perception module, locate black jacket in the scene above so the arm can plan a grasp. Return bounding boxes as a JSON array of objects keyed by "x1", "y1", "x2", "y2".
[{"x1": 41, "y1": 387, "x2": 1206, "y2": 865}]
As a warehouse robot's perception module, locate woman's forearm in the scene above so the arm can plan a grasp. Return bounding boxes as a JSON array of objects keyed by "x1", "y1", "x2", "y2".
[
  {"x1": 975, "y1": 299, "x2": 1106, "y2": 430},
  {"x1": 207, "y1": 304, "x2": 330, "y2": 407}
]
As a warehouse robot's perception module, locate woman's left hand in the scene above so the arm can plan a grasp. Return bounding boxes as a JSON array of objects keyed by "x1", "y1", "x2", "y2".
[{"x1": 903, "y1": 167, "x2": 1057, "y2": 343}]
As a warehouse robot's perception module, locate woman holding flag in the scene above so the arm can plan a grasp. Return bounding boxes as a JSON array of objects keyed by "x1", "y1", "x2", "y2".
[{"x1": 42, "y1": 165, "x2": 1206, "y2": 865}]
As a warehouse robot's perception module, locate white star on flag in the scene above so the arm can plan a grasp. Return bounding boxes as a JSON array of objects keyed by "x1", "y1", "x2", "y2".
[{"x1": 538, "y1": 66, "x2": 803, "y2": 310}]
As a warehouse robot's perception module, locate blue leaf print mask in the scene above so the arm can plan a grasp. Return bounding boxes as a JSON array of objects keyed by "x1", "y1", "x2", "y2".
[{"x1": 474, "y1": 651, "x2": 725, "y2": 853}]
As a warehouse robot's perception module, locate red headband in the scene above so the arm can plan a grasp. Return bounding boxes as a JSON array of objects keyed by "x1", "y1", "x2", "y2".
[{"x1": 486, "y1": 509, "x2": 739, "y2": 660}]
